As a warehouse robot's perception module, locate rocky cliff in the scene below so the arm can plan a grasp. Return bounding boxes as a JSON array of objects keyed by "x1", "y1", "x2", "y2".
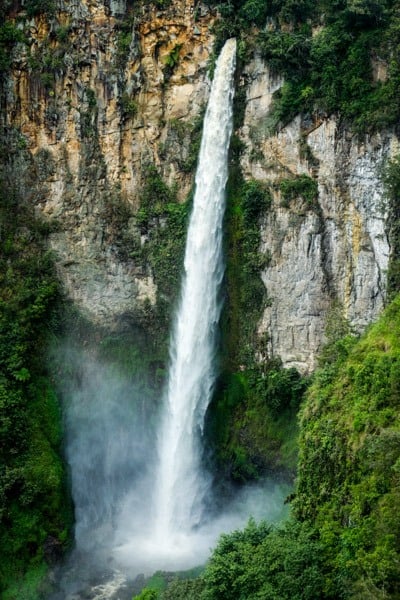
[
  {"x1": 240, "y1": 56, "x2": 398, "y2": 370},
  {"x1": 3, "y1": 0, "x2": 214, "y2": 324},
  {"x1": 2, "y1": 0, "x2": 398, "y2": 370}
]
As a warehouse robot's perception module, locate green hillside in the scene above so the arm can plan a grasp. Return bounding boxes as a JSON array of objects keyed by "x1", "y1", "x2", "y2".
[{"x1": 183, "y1": 295, "x2": 400, "y2": 600}]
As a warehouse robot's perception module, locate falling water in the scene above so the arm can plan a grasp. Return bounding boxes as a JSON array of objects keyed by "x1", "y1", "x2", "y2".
[
  {"x1": 153, "y1": 38, "x2": 237, "y2": 544},
  {"x1": 48, "y1": 40, "x2": 290, "y2": 597}
]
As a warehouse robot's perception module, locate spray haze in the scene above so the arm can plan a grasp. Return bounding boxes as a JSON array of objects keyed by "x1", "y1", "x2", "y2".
[{"x1": 60, "y1": 344, "x2": 156, "y2": 557}]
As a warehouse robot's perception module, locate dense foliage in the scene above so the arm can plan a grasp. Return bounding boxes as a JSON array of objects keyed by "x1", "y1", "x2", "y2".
[
  {"x1": 279, "y1": 175, "x2": 318, "y2": 208},
  {"x1": 0, "y1": 21, "x2": 24, "y2": 73},
  {"x1": 208, "y1": 0, "x2": 400, "y2": 133},
  {"x1": 223, "y1": 172, "x2": 271, "y2": 369},
  {"x1": 0, "y1": 135, "x2": 71, "y2": 597},
  {"x1": 135, "y1": 164, "x2": 190, "y2": 338},
  {"x1": 294, "y1": 295, "x2": 400, "y2": 598},
  {"x1": 383, "y1": 154, "x2": 400, "y2": 297},
  {"x1": 147, "y1": 295, "x2": 400, "y2": 600},
  {"x1": 207, "y1": 364, "x2": 307, "y2": 480},
  {"x1": 201, "y1": 519, "x2": 326, "y2": 600}
]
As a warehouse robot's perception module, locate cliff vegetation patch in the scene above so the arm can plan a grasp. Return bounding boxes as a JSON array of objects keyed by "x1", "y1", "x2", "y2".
[
  {"x1": 0, "y1": 129, "x2": 72, "y2": 598},
  {"x1": 208, "y1": 0, "x2": 400, "y2": 133}
]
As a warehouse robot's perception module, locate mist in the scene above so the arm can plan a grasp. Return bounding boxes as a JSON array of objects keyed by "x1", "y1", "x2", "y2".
[
  {"x1": 49, "y1": 39, "x2": 291, "y2": 599},
  {"x1": 50, "y1": 341, "x2": 289, "y2": 598},
  {"x1": 60, "y1": 344, "x2": 158, "y2": 555}
]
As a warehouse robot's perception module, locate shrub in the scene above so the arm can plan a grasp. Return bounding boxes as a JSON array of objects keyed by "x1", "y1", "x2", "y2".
[
  {"x1": 161, "y1": 577, "x2": 206, "y2": 599},
  {"x1": 24, "y1": 0, "x2": 56, "y2": 17},
  {"x1": 134, "y1": 165, "x2": 190, "y2": 335},
  {"x1": 0, "y1": 22, "x2": 25, "y2": 72},
  {"x1": 202, "y1": 519, "x2": 326, "y2": 600},
  {"x1": 279, "y1": 174, "x2": 318, "y2": 208},
  {"x1": 134, "y1": 589, "x2": 158, "y2": 600},
  {"x1": 295, "y1": 295, "x2": 400, "y2": 596},
  {"x1": 382, "y1": 154, "x2": 400, "y2": 297},
  {"x1": 0, "y1": 151, "x2": 71, "y2": 596},
  {"x1": 241, "y1": 180, "x2": 271, "y2": 225},
  {"x1": 120, "y1": 92, "x2": 138, "y2": 119}
]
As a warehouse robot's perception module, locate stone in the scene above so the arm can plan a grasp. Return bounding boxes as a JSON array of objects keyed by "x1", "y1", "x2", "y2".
[{"x1": 4, "y1": 0, "x2": 215, "y2": 328}]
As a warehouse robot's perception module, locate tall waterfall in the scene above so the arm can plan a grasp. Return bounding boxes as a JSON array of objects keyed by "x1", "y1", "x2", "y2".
[
  {"x1": 153, "y1": 38, "x2": 237, "y2": 542},
  {"x1": 49, "y1": 38, "x2": 289, "y2": 597}
]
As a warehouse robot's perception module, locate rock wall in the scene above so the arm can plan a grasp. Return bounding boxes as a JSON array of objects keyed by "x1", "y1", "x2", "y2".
[
  {"x1": 3, "y1": 0, "x2": 214, "y2": 325},
  {"x1": 240, "y1": 57, "x2": 398, "y2": 371},
  {"x1": 3, "y1": 2, "x2": 398, "y2": 369}
]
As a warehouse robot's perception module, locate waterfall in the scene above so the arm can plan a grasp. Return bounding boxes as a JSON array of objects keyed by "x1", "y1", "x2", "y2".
[
  {"x1": 153, "y1": 38, "x2": 237, "y2": 543},
  {"x1": 49, "y1": 39, "x2": 290, "y2": 597},
  {"x1": 50, "y1": 40, "x2": 287, "y2": 594}
]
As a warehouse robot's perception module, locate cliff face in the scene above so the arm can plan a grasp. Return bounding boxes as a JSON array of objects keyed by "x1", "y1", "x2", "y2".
[
  {"x1": 3, "y1": 0, "x2": 397, "y2": 369},
  {"x1": 239, "y1": 57, "x2": 398, "y2": 371},
  {"x1": 4, "y1": 0, "x2": 214, "y2": 324}
]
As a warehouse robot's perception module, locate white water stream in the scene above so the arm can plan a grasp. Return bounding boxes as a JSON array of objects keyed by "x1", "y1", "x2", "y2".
[
  {"x1": 108, "y1": 38, "x2": 240, "y2": 573},
  {"x1": 152, "y1": 37, "x2": 237, "y2": 543}
]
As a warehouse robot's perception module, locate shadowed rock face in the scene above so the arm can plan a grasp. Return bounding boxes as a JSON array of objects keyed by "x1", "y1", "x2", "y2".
[{"x1": 3, "y1": 1, "x2": 398, "y2": 369}]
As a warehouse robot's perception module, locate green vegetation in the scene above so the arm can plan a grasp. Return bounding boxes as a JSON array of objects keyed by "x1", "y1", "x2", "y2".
[
  {"x1": 223, "y1": 166, "x2": 271, "y2": 369},
  {"x1": 209, "y1": 363, "x2": 307, "y2": 482},
  {"x1": 24, "y1": 0, "x2": 56, "y2": 17},
  {"x1": 0, "y1": 132, "x2": 71, "y2": 597},
  {"x1": 133, "y1": 572, "x2": 167, "y2": 599},
  {"x1": 164, "y1": 44, "x2": 182, "y2": 80},
  {"x1": 27, "y1": 44, "x2": 65, "y2": 91},
  {"x1": 164, "y1": 45, "x2": 182, "y2": 69},
  {"x1": 134, "y1": 590, "x2": 158, "y2": 600},
  {"x1": 383, "y1": 153, "x2": 400, "y2": 298},
  {"x1": 201, "y1": 519, "x2": 326, "y2": 600},
  {"x1": 294, "y1": 294, "x2": 400, "y2": 598},
  {"x1": 120, "y1": 92, "x2": 138, "y2": 119},
  {"x1": 161, "y1": 577, "x2": 205, "y2": 600},
  {"x1": 0, "y1": 22, "x2": 25, "y2": 73},
  {"x1": 115, "y1": 18, "x2": 136, "y2": 69},
  {"x1": 160, "y1": 114, "x2": 205, "y2": 174},
  {"x1": 135, "y1": 165, "x2": 190, "y2": 336},
  {"x1": 207, "y1": 364, "x2": 307, "y2": 480},
  {"x1": 150, "y1": 0, "x2": 173, "y2": 8},
  {"x1": 133, "y1": 569, "x2": 206, "y2": 600},
  {"x1": 208, "y1": 0, "x2": 400, "y2": 133},
  {"x1": 279, "y1": 174, "x2": 318, "y2": 209},
  {"x1": 1, "y1": 0, "x2": 56, "y2": 19}
]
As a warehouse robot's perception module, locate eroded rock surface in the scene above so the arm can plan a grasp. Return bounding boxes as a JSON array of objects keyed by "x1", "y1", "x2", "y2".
[
  {"x1": 3, "y1": 5, "x2": 398, "y2": 368},
  {"x1": 4, "y1": 0, "x2": 214, "y2": 324},
  {"x1": 240, "y1": 57, "x2": 397, "y2": 371}
]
